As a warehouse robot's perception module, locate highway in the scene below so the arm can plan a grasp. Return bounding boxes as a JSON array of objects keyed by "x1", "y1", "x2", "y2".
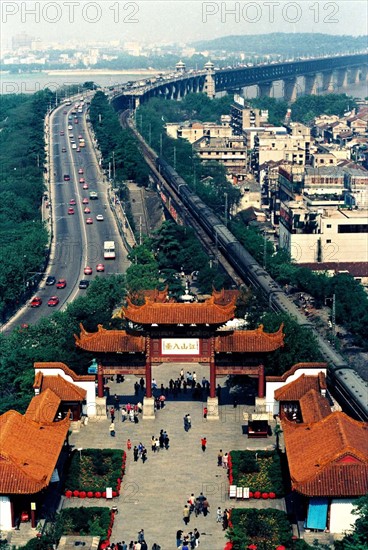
[{"x1": 4, "y1": 97, "x2": 130, "y2": 332}]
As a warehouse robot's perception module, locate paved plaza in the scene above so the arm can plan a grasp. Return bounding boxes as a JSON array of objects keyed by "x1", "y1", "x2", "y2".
[{"x1": 65, "y1": 364, "x2": 285, "y2": 550}]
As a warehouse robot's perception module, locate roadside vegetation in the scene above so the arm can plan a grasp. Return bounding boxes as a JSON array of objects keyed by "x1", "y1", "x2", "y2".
[{"x1": 0, "y1": 91, "x2": 53, "y2": 321}]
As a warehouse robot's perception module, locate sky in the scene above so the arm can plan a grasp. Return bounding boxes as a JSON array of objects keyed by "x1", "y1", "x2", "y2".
[{"x1": 1, "y1": 0, "x2": 367, "y2": 50}]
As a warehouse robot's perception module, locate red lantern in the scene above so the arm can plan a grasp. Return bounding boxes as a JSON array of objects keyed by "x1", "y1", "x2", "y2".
[
  {"x1": 262, "y1": 492, "x2": 269, "y2": 499},
  {"x1": 249, "y1": 491, "x2": 254, "y2": 498},
  {"x1": 65, "y1": 490, "x2": 72, "y2": 498},
  {"x1": 102, "y1": 491, "x2": 106, "y2": 498},
  {"x1": 269, "y1": 492, "x2": 276, "y2": 499},
  {"x1": 112, "y1": 491, "x2": 117, "y2": 497},
  {"x1": 95, "y1": 492, "x2": 102, "y2": 498},
  {"x1": 73, "y1": 490, "x2": 80, "y2": 497},
  {"x1": 276, "y1": 546, "x2": 286, "y2": 550},
  {"x1": 248, "y1": 545, "x2": 258, "y2": 550},
  {"x1": 79, "y1": 491, "x2": 86, "y2": 498},
  {"x1": 87, "y1": 491, "x2": 94, "y2": 498},
  {"x1": 254, "y1": 491, "x2": 261, "y2": 499}
]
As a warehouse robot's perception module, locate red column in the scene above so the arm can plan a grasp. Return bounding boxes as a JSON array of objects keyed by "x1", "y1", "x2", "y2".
[
  {"x1": 209, "y1": 336, "x2": 216, "y2": 398},
  {"x1": 31, "y1": 508, "x2": 36, "y2": 529},
  {"x1": 145, "y1": 336, "x2": 152, "y2": 398},
  {"x1": 97, "y1": 365, "x2": 104, "y2": 398},
  {"x1": 10, "y1": 499, "x2": 15, "y2": 528},
  {"x1": 258, "y1": 364, "x2": 265, "y2": 398}
]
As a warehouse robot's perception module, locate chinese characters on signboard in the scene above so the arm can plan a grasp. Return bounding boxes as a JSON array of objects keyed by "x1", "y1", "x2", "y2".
[{"x1": 161, "y1": 338, "x2": 200, "y2": 355}]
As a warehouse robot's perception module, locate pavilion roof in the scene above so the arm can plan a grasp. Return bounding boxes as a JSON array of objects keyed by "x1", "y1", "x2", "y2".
[
  {"x1": 34, "y1": 373, "x2": 87, "y2": 402},
  {"x1": 34, "y1": 362, "x2": 94, "y2": 381},
  {"x1": 120, "y1": 294, "x2": 237, "y2": 325},
  {"x1": 75, "y1": 324, "x2": 146, "y2": 353},
  {"x1": 215, "y1": 324, "x2": 284, "y2": 353},
  {"x1": 0, "y1": 409, "x2": 69, "y2": 495},
  {"x1": 25, "y1": 388, "x2": 61, "y2": 423},
  {"x1": 274, "y1": 372, "x2": 327, "y2": 401},
  {"x1": 283, "y1": 412, "x2": 368, "y2": 497}
]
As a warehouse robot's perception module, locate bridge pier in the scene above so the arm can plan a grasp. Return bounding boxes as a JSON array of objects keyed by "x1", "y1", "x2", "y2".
[
  {"x1": 349, "y1": 67, "x2": 361, "y2": 85},
  {"x1": 337, "y1": 68, "x2": 349, "y2": 89},
  {"x1": 321, "y1": 71, "x2": 335, "y2": 93},
  {"x1": 204, "y1": 60, "x2": 216, "y2": 99},
  {"x1": 360, "y1": 66, "x2": 368, "y2": 82},
  {"x1": 258, "y1": 81, "x2": 272, "y2": 98},
  {"x1": 283, "y1": 78, "x2": 298, "y2": 102},
  {"x1": 304, "y1": 74, "x2": 318, "y2": 95}
]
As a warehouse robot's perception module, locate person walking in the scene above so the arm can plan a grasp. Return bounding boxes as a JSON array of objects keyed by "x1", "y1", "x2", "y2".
[
  {"x1": 121, "y1": 408, "x2": 127, "y2": 422},
  {"x1": 109, "y1": 422, "x2": 115, "y2": 437},
  {"x1": 127, "y1": 439, "x2": 132, "y2": 451},
  {"x1": 183, "y1": 504, "x2": 190, "y2": 525},
  {"x1": 201, "y1": 437, "x2": 207, "y2": 452},
  {"x1": 217, "y1": 449, "x2": 223, "y2": 467},
  {"x1": 140, "y1": 542, "x2": 147, "y2": 550},
  {"x1": 222, "y1": 453, "x2": 229, "y2": 469},
  {"x1": 141, "y1": 447, "x2": 147, "y2": 463},
  {"x1": 202, "y1": 498, "x2": 209, "y2": 517},
  {"x1": 133, "y1": 446, "x2": 139, "y2": 462},
  {"x1": 203, "y1": 406, "x2": 208, "y2": 419},
  {"x1": 222, "y1": 509, "x2": 229, "y2": 531},
  {"x1": 176, "y1": 530, "x2": 183, "y2": 548},
  {"x1": 186, "y1": 414, "x2": 191, "y2": 430},
  {"x1": 193, "y1": 528, "x2": 200, "y2": 547},
  {"x1": 216, "y1": 507, "x2": 223, "y2": 523},
  {"x1": 151, "y1": 436, "x2": 156, "y2": 452},
  {"x1": 138, "y1": 530, "x2": 144, "y2": 543}
]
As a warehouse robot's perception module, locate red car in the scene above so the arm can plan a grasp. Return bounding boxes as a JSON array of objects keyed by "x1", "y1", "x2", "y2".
[
  {"x1": 30, "y1": 296, "x2": 42, "y2": 307},
  {"x1": 82, "y1": 183, "x2": 89, "y2": 190},
  {"x1": 48, "y1": 296, "x2": 59, "y2": 307},
  {"x1": 84, "y1": 207, "x2": 91, "y2": 214},
  {"x1": 79, "y1": 177, "x2": 85, "y2": 183},
  {"x1": 78, "y1": 168, "x2": 84, "y2": 174},
  {"x1": 56, "y1": 279, "x2": 67, "y2": 289},
  {"x1": 68, "y1": 207, "x2": 74, "y2": 215},
  {"x1": 69, "y1": 199, "x2": 76, "y2": 205},
  {"x1": 82, "y1": 198, "x2": 89, "y2": 204},
  {"x1": 84, "y1": 266, "x2": 93, "y2": 275},
  {"x1": 63, "y1": 174, "x2": 70, "y2": 181},
  {"x1": 96, "y1": 263, "x2": 105, "y2": 272},
  {"x1": 76, "y1": 147, "x2": 81, "y2": 153},
  {"x1": 86, "y1": 217, "x2": 93, "y2": 224}
]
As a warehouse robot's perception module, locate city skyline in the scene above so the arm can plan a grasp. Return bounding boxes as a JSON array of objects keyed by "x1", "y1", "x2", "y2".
[{"x1": 1, "y1": 1, "x2": 368, "y2": 51}]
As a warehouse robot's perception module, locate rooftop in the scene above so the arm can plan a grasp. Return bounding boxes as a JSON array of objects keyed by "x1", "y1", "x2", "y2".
[
  {"x1": 34, "y1": 373, "x2": 87, "y2": 401},
  {"x1": 275, "y1": 372, "x2": 327, "y2": 402},
  {"x1": 215, "y1": 324, "x2": 284, "y2": 353},
  {"x1": 75, "y1": 324, "x2": 146, "y2": 353}
]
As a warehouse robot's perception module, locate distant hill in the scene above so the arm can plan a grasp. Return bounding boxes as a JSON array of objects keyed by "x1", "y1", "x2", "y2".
[{"x1": 191, "y1": 33, "x2": 367, "y2": 57}]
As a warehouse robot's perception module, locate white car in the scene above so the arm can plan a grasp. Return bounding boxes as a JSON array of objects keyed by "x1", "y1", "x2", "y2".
[
  {"x1": 72, "y1": 143, "x2": 77, "y2": 149},
  {"x1": 96, "y1": 214, "x2": 104, "y2": 221}
]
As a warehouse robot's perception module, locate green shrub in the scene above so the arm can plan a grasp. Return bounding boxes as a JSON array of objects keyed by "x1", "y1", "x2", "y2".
[{"x1": 64, "y1": 449, "x2": 123, "y2": 492}]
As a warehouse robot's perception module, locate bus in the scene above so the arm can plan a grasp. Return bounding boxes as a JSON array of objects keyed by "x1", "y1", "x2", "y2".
[{"x1": 103, "y1": 241, "x2": 116, "y2": 259}]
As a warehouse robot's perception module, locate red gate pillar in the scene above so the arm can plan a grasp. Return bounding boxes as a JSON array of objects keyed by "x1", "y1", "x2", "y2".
[
  {"x1": 258, "y1": 364, "x2": 265, "y2": 398},
  {"x1": 30, "y1": 505, "x2": 36, "y2": 528},
  {"x1": 97, "y1": 365, "x2": 104, "y2": 398},
  {"x1": 145, "y1": 336, "x2": 152, "y2": 398},
  {"x1": 209, "y1": 336, "x2": 216, "y2": 398}
]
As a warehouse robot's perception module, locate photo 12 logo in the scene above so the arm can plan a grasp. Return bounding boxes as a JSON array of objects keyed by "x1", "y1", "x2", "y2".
[
  {"x1": 1, "y1": 1, "x2": 140, "y2": 25},
  {"x1": 202, "y1": 1, "x2": 340, "y2": 24}
]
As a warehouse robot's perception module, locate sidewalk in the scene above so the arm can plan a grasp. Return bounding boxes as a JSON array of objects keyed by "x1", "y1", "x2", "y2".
[{"x1": 67, "y1": 368, "x2": 284, "y2": 550}]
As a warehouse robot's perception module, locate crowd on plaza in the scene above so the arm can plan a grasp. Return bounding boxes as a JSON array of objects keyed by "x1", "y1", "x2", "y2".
[{"x1": 106, "y1": 529, "x2": 161, "y2": 550}]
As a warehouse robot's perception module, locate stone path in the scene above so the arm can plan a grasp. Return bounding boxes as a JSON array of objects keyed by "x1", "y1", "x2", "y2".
[{"x1": 67, "y1": 365, "x2": 285, "y2": 550}]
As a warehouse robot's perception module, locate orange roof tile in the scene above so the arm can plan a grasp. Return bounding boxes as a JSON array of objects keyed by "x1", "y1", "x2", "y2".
[
  {"x1": 299, "y1": 389, "x2": 331, "y2": 424},
  {"x1": 25, "y1": 388, "x2": 61, "y2": 423},
  {"x1": 35, "y1": 374, "x2": 86, "y2": 401},
  {"x1": 129, "y1": 288, "x2": 170, "y2": 304},
  {"x1": 0, "y1": 410, "x2": 70, "y2": 494},
  {"x1": 120, "y1": 295, "x2": 236, "y2": 325},
  {"x1": 34, "y1": 362, "x2": 95, "y2": 381},
  {"x1": 283, "y1": 412, "x2": 368, "y2": 497},
  {"x1": 75, "y1": 324, "x2": 146, "y2": 353},
  {"x1": 275, "y1": 372, "x2": 327, "y2": 401},
  {"x1": 212, "y1": 288, "x2": 240, "y2": 305},
  {"x1": 215, "y1": 324, "x2": 284, "y2": 353}
]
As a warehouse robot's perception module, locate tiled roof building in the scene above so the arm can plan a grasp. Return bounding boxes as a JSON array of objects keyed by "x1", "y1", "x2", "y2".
[
  {"x1": 215, "y1": 324, "x2": 284, "y2": 353},
  {"x1": 0, "y1": 409, "x2": 69, "y2": 494},
  {"x1": 274, "y1": 372, "x2": 326, "y2": 401},
  {"x1": 25, "y1": 388, "x2": 61, "y2": 423},
  {"x1": 75, "y1": 324, "x2": 145, "y2": 353},
  {"x1": 283, "y1": 412, "x2": 368, "y2": 497}
]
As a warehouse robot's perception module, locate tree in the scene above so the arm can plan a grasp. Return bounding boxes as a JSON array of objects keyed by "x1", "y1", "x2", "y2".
[{"x1": 334, "y1": 495, "x2": 368, "y2": 550}]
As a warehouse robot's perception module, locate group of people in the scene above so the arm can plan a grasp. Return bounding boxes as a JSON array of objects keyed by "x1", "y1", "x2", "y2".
[
  {"x1": 217, "y1": 508, "x2": 231, "y2": 531},
  {"x1": 108, "y1": 401, "x2": 143, "y2": 436},
  {"x1": 133, "y1": 443, "x2": 148, "y2": 463},
  {"x1": 151, "y1": 429, "x2": 170, "y2": 451},
  {"x1": 176, "y1": 528, "x2": 200, "y2": 549},
  {"x1": 183, "y1": 414, "x2": 192, "y2": 432},
  {"x1": 183, "y1": 492, "x2": 210, "y2": 523},
  {"x1": 217, "y1": 449, "x2": 229, "y2": 469},
  {"x1": 107, "y1": 530, "x2": 160, "y2": 550}
]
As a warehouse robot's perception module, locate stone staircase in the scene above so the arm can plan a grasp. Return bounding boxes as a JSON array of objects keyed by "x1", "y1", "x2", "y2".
[{"x1": 6, "y1": 523, "x2": 39, "y2": 548}]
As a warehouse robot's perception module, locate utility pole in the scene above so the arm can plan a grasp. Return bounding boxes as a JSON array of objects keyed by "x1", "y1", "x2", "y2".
[
  {"x1": 108, "y1": 162, "x2": 111, "y2": 180},
  {"x1": 224, "y1": 192, "x2": 228, "y2": 227}
]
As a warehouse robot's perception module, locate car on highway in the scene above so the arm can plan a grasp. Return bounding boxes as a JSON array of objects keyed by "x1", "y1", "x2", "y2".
[
  {"x1": 76, "y1": 147, "x2": 81, "y2": 152},
  {"x1": 56, "y1": 279, "x2": 67, "y2": 289},
  {"x1": 62, "y1": 147, "x2": 66, "y2": 153},
  {"x1": 84, "y1": 207, "x2": 91, "y2": 214},
  {"x1": 82, "y1": 198, "x2": 89, "y2": 204},
  {"x1": 64, "y1": 174, "x2": 70, "y2": 181},
  {"x1": 89, "y1": 191, "x2": 98, "y2": 200},
  {"x1": 72, "y1": 144, "x2": 77, "y2": 149},
  {"x1": 78, "y1": 168, "x2": 84, "y2": 174},
  {"x1": 48, "y1": 296, "x2": 60, "y2": 307},
  {"x1": 68, "y1": 207, "x2": 75, "y2": 215},
  {"x1": 69, "y1": 199, "x2": 76, "y2": 205},
  {"x1": 79, "y1": 280, "x2": 90, "y2": 289},
  {"x1": 68, "y1": 125, "x2": 73, "y2": 130},
  {"x1": 96, "y1": 214, "x2": 104, "y2": 221},
  {"x1": 30, "y1": 296, "x2": 42, "y2": 307},
  {"x1": 84, "y1": 266, "x2": 93, "y2": 275},
  {"x1": 86, "y1": 217, "x2": 93, "y2": 224},
  {"x1": 60, "y1": 130, "x2": 64, "y2": 136},
  {"x1": 83, "y1": 183, "x2": 89, "y2": 189},
  {"x1": 63, "y1": 110, "x2": 67, "y2": 114},
  {"x1": 79, "y1": 177, "x2": 85, "y2": 183},
  {"x1": 46, "y1": 275, "x2": 56, "y2": 285},
  {"x1": 78, "y1": 134, "x2": 83, "y2": 139},
  {"x1": 96, "y1": 263, "x2": 105, "y2": 272}
]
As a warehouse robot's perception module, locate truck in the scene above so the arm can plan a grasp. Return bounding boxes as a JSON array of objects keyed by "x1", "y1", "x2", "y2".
[
  {"x1": 103, "y1": 241, "x2": 116, "y2": 259},
  {"x1": 89, "y1": 191, "x2": 98, "y2": 200}
]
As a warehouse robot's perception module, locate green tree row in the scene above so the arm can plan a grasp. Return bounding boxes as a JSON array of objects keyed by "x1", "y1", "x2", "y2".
[{"x1": 0, "y1": 91, "x2": 53, "y2": 320}]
